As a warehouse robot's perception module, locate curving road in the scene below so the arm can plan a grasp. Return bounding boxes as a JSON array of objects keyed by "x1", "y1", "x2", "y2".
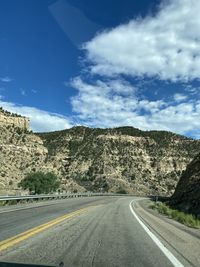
[{"x1": 0, "y1": 196, "x2": 199, "y2": 267}]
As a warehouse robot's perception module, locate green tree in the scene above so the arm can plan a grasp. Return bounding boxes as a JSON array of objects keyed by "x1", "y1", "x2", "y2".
[{"x1": 18, "y1": 171, "x2": 60, "y2": 194}]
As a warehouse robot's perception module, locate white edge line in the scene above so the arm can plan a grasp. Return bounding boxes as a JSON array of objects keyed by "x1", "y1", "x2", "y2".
[{"x1": 129, "y1": 200, "x2": 184, "y2": 267}]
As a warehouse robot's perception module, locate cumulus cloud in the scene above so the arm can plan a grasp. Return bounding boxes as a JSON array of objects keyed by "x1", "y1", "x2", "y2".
[
  {"x1": 83, "y1": 0, "x2": 200, "y2": 81},
  {"x1": 71, "y1": 77, "x2": 200, "y2": 138},
  {"x1": 0, "y1": 100, "x2": 72, "y2": 132},
  {"x1": 68, "y1": 0, "x2": 200, "y2": 138},
  {"x1": 71, "y1": 77, "x2": 139, "y2": 123}
]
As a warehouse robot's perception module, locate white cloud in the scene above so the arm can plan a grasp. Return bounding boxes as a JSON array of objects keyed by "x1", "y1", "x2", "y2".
[
  {"x1": 173, "y1": 93, "x2": 187, "y2": 102},
  {"x1": 83, "y1": 0, "x2": 200, "y2": 81},
  {"x1": 0, "y1": 76, "x2": 12, "y2": 82},
  {"x1": 184, "y1": 85, "x2": 200, "y2": 95},
  {"x1": 71, "y1": 77, "x2": 139, "y2": 123},
  {"x1": 0, "y1": 100, "x2": 72, "y2": 132},
  {"x1": 71, "y1": 77, "x2": 200, "y2": 138},
  {"x1": 69, "y1": 0, "x2": 200, "y2": 138}
]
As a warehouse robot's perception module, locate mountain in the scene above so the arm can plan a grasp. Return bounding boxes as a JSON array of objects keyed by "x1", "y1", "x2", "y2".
[
  {"x1": 170, "y1": 153, "x2": 200, "y2": 216},
  {"x1": 1, "y1": 107, "x2": 200, "y2": 195},
  {"x1": 38, "y1": 126, "x2": 200, "y2": 195}
]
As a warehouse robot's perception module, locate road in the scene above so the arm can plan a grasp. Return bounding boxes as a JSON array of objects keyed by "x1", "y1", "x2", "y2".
[{"x1": 0, "y1": 196, "x2": 199, "y2": 267}]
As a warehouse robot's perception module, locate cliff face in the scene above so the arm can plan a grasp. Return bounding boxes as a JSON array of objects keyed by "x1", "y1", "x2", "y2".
[
  {"x1": 171, "y1": 153, "x2": 200, "y2": 216},
  {"x1": 1, "y1": 107, "x2": 200, "y2": 196},
  {"x1": 0, "y1": 108, "x2": 29, "y2": 130}
]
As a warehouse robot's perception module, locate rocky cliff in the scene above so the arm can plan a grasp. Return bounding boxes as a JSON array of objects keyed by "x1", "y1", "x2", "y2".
[
  {"x1": 0, "y1": 107, "x2": 29, "y2": 130},
  {"x1": 170, "y1": 153, "x2": 200, "y2": 216},
  {"x1": 1, "y1": 107, "x2": 200, "y2": 196}
]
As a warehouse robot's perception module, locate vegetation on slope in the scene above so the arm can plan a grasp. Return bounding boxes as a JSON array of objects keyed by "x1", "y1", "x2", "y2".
[
  {"x1": 36, "y1": 126, "x2": 200, "y2": 195},
  {"x1": 150, "y1": 201, "x2": 200, "y2": 228},
  {"x1": 38, "y1": 126, "x2": 199, "y2": 161},
  {"x1": 2, "y1": 114, "x2": 199, "y2": 196},
  {"x1": 0, "y1": 106, "x2": 24, "y2": 117}
]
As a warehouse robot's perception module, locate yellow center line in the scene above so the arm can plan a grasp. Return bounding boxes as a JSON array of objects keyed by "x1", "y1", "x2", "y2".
[{"x1": 0, "y1": 205, "x2": 97, "y2": 252}]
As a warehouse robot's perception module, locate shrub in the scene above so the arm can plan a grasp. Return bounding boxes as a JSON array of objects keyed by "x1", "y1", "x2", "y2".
[
  {"x1": 116, "y1": 188, "x2": 127, "y2": 194},
  {"x1": 9, "y1": 180, "x2": 13, "y2": 186},
  {"x1": 150, "y1": 202, "x2": 200, "y2": 228},
  {"x1": 18, "y1": 171, "x2": 60, "y2": 194}
]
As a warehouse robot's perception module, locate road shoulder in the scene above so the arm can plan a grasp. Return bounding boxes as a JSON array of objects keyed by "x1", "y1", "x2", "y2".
[{"x1": 133, "y1": 199, "x2": 200, "y2": 267}]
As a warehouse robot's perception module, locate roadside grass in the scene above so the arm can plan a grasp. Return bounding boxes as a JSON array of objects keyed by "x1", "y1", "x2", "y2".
[{"x1": 149, "y1": 202, "x2": 200, "y2": 229}]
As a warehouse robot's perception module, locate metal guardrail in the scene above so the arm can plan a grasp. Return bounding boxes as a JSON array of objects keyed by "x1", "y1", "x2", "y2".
[{"x1": 0, "y1": 192, "x2": 131, "y2": 203}]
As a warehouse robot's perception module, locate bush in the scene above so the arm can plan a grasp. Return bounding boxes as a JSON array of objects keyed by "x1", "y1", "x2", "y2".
[
  {"x1": 9, "y1": 180, "x2": 13, "y2": 186},
  {"x1": 116, "y1": 188, "x2": 127, "y2": 194},
  {"x1": 8, "y1": 200, "x2": 18, "y2": 205},
  {"x1": 150, "y1": 202, "x2": 200, "y2": 228},
  {"x1": 18, "y1": 171, "x2": 60, "y2": 194}
]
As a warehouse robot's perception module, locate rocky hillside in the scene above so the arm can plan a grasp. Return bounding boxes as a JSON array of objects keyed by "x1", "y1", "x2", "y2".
[
  {"x1": 1, "y1": 107, "x2": 200, "y2": 195},
  {"x1": 0, "y1": 123, "x2": 46, "y2": 194},
  {"x1": 170, "y1": 153, "x2": 200, "y2": 216},
  {"x1": 0, "y1": 109, "x2": 81, "y2": 195},
  {"x1": 38, "y1": 126, "x2": 200, "y2": 195}
]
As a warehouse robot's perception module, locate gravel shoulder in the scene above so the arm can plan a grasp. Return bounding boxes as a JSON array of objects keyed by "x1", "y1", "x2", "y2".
[{"x1": 135, "y1": 199, "x2": 200, "y2": 267}]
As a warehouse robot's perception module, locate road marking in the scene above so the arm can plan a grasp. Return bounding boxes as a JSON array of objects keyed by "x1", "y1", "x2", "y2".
[
  {"x1": 0, "y1": 205, "x2": 96, "y2": 252},
  {"x1": 129, "y1": 200, "x2": 184, "y2": 267}
]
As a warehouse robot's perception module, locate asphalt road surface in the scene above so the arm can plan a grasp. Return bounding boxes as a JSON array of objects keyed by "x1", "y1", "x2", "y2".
[{"x1": 0, "y1": 196, "x2": 199, "y2": 267}]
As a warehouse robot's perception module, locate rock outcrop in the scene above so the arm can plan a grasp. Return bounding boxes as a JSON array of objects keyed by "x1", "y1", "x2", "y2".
[
  {"x1": 0, "y1": 107, "x2": 29, "y2": 130},
  {"x1": 170, "y1": 153, "x2": 200, "y2": 216}
]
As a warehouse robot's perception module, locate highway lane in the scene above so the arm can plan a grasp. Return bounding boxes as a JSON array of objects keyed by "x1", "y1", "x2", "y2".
[
  {"x1": 0, "y1": 197, "x2": 112, "y2": 242},
  {"x1": 0, "y1": 196, "x2": 194, "y2": 267}
]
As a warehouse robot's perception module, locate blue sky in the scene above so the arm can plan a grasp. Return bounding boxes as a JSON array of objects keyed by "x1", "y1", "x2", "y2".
[{"x1": 0, "y1": 0, "x2": 199, "y2": 138}]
